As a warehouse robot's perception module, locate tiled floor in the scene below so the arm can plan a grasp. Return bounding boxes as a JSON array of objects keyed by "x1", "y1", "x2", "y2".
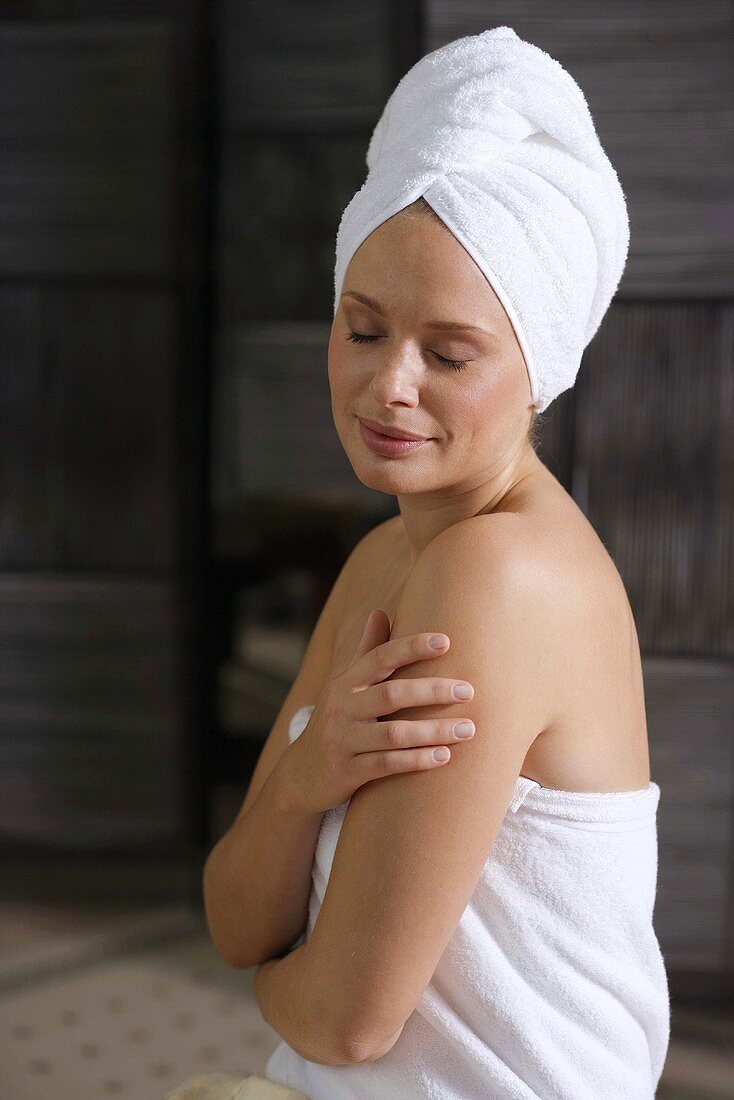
[
  {"x1": 0, "y1": 902, "x2": 732, "y2": 1099},
  {"x1": 0, "y1": 905, "x2": 276, "y2": 1099}
]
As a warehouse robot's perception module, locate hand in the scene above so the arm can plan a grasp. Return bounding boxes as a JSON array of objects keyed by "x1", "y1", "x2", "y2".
[{"x1": 282, "y1": 608, "x2": 475, "y2": 814}]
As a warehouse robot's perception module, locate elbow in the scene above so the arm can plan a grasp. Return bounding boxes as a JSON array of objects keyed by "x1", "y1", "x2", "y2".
[
  {"x1": 204, "y1": 917, "x2": 257, "y2": 971},
  {"x1": 201, "y1": 863, "x2": 257, "y2": 971},
  {"x1": 210, "y1": 939, "x2": 257, "y2": 972},
  {"x1": 300, "y1": 1027, "x2": 388, "y2": 1068},
  {"x1": 303, "y1": 956, "x2": 407, "y2": 1065},
  {"x1": 204, "y1": 912, "x2": 302, "y2": 972},
  {"x1": 340, "y1": 1023, "x2": 406, "y2": 1065},
  {"x1": 266, "y1": 944, "x2": 406, "y2": 1066},
  {"x1": 284, "y1": 989, "x2": 403, "y2": 1066},
  {"x1": 202, "y1": 854, "x2": 303, "y2": 971}
]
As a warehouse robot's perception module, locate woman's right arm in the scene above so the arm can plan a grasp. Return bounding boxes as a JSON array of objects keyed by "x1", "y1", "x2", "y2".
[
  {"x1": 202, "y1": 747, "x2": 325, "y2": 970},
  {"x1": 202, "y1": 525, "x2": 381, "y2": 970}
]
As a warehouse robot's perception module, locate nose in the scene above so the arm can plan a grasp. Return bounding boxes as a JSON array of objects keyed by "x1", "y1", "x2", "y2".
[{"x1": 369, "y1": 348, "x2": 422, "y2": 408}]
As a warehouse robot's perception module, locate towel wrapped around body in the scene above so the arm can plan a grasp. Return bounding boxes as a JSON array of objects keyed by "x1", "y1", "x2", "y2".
[{"x1": 264, "y1": 704, "x2": 670, "y2": 1099}]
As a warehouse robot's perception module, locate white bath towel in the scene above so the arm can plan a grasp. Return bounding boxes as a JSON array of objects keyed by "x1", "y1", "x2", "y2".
[
  {"x1": 333, "y1": 26, "x2": 630, "y2": 413},
  {"x1": 264, "y1": 704, "x2": 670, "y2": 1099},
  {"x1": 163, "y1": 1071, "x2": 309, "y2": 1099}
]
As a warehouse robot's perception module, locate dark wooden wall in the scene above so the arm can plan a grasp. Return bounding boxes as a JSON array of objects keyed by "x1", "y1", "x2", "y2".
[{"x1": 0, "y1": 2, "x2": 210, "y2": 902}]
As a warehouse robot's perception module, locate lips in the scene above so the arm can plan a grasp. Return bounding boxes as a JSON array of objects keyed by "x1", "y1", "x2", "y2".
[
  {"x1": 357, "y1": 417, "x2": 433, "y2": 456},
  {"x1": 357, "y1": 417, "x2": 429, "y2": 441}
]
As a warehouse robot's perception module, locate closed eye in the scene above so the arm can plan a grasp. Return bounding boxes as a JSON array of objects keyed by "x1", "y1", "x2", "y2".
[{"x1": 346, "y1": 331, "x2": 470, "y2": 372}]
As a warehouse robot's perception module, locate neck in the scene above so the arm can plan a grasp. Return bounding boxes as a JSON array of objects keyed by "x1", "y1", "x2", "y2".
[{"x1": 397, "y1": 444, "x2": 545, "y2": 568}]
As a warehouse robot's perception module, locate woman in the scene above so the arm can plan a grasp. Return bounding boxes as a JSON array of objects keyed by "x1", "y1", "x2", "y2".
[{"x1": 201, "y1": 26, "x2": 670, "y2": 1100}]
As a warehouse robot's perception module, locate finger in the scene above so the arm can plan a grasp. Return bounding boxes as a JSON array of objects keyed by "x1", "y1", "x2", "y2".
[
  {"x1": 356, "y1": 745, "x2": 451, "y2": 782},
  {"x1": 352, "y1": 608, "x2": 391, "y2": 664},
  {"x1": 354, "y1": 675, "x2": 473, "y2": 718},
  {"x1": 351, "y1": 630, "x2": 451, "y2": 691},
  {"x1": 376, "y1": 718, "x2": 475, "y2": 751}
]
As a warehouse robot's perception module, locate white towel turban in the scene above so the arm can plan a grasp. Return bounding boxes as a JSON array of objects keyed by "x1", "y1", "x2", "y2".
[{"x1": 332, "y1": 25, "x2": 630, "y2": 413}]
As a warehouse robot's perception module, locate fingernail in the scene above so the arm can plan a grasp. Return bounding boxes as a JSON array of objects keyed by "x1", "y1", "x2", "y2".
[
  {"x1": 429, "y1": 634, "x2": 449, "y2": 649},
  {"x1": 454, "y1": 722, "x2": 474, "y2": 738},
  {"x1": 453, "y1": 683, "x2": 473, "y2": 699}
]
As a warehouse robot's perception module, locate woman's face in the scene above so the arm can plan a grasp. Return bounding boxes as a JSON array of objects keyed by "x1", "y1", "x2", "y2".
[{"x1": 328, "y1": 207, "x2": 535, "y2": 496}]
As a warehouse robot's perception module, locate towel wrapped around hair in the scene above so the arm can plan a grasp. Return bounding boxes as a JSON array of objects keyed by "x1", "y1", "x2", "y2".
[{"x1": 333, "y1": 25, "x2": 630, "y2": 413}]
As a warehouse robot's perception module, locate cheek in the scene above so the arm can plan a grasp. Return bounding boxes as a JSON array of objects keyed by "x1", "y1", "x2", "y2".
[
  {"x1": 454, "y1": 375, "x2": 498, "y2": 424},
  {"x1": 444, "y1": 371, "x2": 515, "y2": 442},
  {"x1": 327, "y1": 342, "x2": 363, "y2": 402},
  {"x1": 471, "y1": 363, "x2": 519, "y2": 414},
  {"x1": 326, "y1": 343, "x2": 347, "y2": 394}
]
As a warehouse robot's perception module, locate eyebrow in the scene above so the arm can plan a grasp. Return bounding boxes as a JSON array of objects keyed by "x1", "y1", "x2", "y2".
[{"x1": 341, "y1": 291, "x2": 495, "y2": 336}]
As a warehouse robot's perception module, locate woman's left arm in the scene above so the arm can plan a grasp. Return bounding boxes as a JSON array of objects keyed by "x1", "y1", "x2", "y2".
[
  {"x1": 267, "y1": 517, "x2": 558, "y2": 1056},
  {"x1": 254, "y1": 945, "x2": 397, "y2": 1065},
  {"x1": 256, "y1": 518, "x2": 557, "y2": 1065}
]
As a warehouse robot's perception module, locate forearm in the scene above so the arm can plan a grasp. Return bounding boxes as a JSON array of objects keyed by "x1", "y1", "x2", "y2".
[
  {"x1": 203, "y1": 749, "x2": 324, "y2": 969},
  {"x1": 254, "y1": 945, "x2": 354, "y2": 1066}
]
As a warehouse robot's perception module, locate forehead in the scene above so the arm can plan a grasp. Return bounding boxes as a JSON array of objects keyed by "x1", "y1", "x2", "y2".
[{"x1": 344, "y1": 215, "x2": 509, "y2": 335}]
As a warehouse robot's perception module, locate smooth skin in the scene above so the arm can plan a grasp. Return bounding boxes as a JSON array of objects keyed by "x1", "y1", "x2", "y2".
[
  {"x1": 328, "y1": 200, "x2": 545, "y2": 569},
  {"x1": 282, "y1": 608, "x2": 476, "y2": 816},
  {"x1": 251, "y1": 200, "x2": 651, "y2": 1064}
]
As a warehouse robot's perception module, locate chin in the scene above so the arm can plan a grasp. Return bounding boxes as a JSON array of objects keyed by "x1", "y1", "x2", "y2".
[
  {"x1": 338, "y1": 419, "x2": 436, "y2": 487},
  {"x1": 349, "y1": 456, "x2": 439, "y2": 496}
]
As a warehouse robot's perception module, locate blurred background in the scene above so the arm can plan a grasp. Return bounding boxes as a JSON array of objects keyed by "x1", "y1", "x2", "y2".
[{"x1": 0, "y1": 2, "x2": 732, "y2": 1098}]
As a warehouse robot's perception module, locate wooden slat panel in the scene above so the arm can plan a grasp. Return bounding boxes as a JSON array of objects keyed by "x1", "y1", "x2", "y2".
[
  {"x1": 643, "y1": 656, "x2": 734, "y2": 971},
  {"x1": 425, "y1": 1, "x2": 734, "y2": 296},
  {"x1": 574, "y1": 301, "x2": 733, "y2": 658},
  {"x1": 0, "y1": 20, "x2": 176, "y2": 276},
  {"x1": 211, "y1": 322, "x2": 382, "y2": 506},
  {"x1": 0, "y1": 284, "x2": 177, "y2": 570},
  {"x1": 220, "y1": 0, "x2": 394, "y2": 129},
  {"x1": 0, "y1": 576, "x2": 186, "y2": 850},
  {"x1": 217, "y1": 133, "x2": 371, "y2": 323}
]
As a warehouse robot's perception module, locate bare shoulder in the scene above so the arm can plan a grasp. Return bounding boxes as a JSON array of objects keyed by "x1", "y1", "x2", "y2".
[
  {"x1": 414, "y1": 501, "x2": 635, "y2": 696},
  {"x1": 413, "y1": 512, "x2": 567, "y2": 656},
  {"x1": 428, "y1": 502, "x2": 647, "y2": 790},
  {"x1": 340, "y1": 513, "x2": 408, "y2": 596},
  {"x1": 386, "y1": 512, "x2": 562, "y2": 743},
  {"x1": 421, "y1": 510, "x2": 530, "y2": 565},
  {"x1": 363, "y1": 482, "x2": 648, "y2": 790},
  {"x1": 424, "y1": 491, "x2": 629, "y2": 626},
  {"x1": 358, "y1": 488, "x2": 632, "y2": 679},
  {"x1": 415, "y1": 510, "x2": 564, "y2": 610}
]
